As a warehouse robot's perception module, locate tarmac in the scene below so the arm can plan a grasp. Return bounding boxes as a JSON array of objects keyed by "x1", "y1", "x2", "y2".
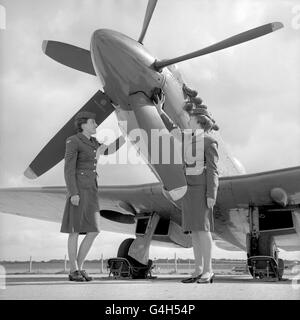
[{"x1": 1, "y1": 273, "x2": 299, "y2": 300}]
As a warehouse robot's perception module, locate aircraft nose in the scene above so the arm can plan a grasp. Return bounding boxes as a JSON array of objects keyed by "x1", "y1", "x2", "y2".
[
  {"x1": 91, "y1": 29, "x2": 132, "y2": 79},
  {"x1": 91, "y1": 29, "x2": 114, "y2": 55},
  {"x1": 91, "y1": 29, "x2": 132, "y2": 95},
  {"x1": 91, "y1": 29, "x2": 157, "y2": 101},
  {"x1": 90, "y1": 30, "x2": 112, "y2": 85}
]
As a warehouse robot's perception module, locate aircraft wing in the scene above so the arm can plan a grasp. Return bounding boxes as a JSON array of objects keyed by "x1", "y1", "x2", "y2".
[
  {"x1": 0, "y1": 182, "x2": 244, "y2": 251},
  {"x1": 0, "y1": 182, "x2": 182, "y2": 239},
  {"x1": 218, "y1": 166, "x2": 300, "y2": 208},
  {"x1": 214, "y1": 165, "x2": 300, "y2": 252},
  {"x1": 1, "y1": 166, "x2": 299, "y2": 252}
]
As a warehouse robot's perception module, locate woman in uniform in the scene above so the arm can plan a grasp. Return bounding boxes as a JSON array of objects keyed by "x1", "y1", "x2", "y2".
[
  {"x1": 60, "y1": 111, "x2": 125, "y2": 281},
  {"x1": 154, "y1": 93, "x2": 219, "y2": 284}
]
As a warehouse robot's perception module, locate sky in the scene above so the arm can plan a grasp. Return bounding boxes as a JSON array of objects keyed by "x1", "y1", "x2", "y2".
[{"x1": 0, "y1": 0, "x2": 300, "y2": 261}]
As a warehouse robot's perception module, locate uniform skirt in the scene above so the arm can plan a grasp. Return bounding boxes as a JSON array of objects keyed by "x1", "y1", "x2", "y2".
[
  {"x1": 60, "y1": 176, "x2": 101, "y2": 234},
  {"x1": 182, "y1": 184, "x2": 214, "y2": 233}
]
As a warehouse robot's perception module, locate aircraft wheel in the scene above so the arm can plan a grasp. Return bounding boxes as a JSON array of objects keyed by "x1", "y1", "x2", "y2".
[
  {"x1": 117, "y1": 238, "x2": 135, "y2": 258},
  {"x1": 117, "y1": 238, "x2": 152, "y2": 278},
  {"x1": 258, "y1": 233, "x2": 276, "y2": 258},
  {"x1": 248, "y1": 233, "x2": 283, "y2": 278},
  {"x1": 278, "y1": 258, "x2": 284, "y2": 280},
  {"x1": 258, "y1": 233, "x2": 284, "y2": 279}
]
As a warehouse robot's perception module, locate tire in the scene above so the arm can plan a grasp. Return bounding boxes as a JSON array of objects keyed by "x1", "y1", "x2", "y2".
[
  {"x1": 278, "y1": 258, "x2": 284, "y2": 280},
  {"x1": 258, "y1": 233, "x2": 283, "y2": 279},
  {"x1": 117, "y1": 238, "x2": 152, "y2": 279},
  {"x1": 258, "y1": 233, "x2": 276, "y2": 258},
  {"x1": 248, "y1": 233, "x2": 279, "y2": 278},
  {"x1": 117, "y1": 238, "x2": 135, "y2": 258}
]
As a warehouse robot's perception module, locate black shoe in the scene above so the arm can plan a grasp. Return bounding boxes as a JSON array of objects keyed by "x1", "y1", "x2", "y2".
[
  {"x1": 69, "y1": 270, "x2": 85, "y2": 282},
  {"x1": 197, "y1": 272, "x2": 214, "y2": 284},
  {"x1": 181, "y1": 274, "x2": 202, "y2": 283},
  {"x1": 80, "y1": 270, "x2": 93, "y2": 281}
]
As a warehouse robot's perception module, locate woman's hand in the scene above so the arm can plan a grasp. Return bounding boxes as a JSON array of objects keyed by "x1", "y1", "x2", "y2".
[
  {"x1": 153, "y1": 92, "x2": 165, "y2": 114},
  {"x1": 71, "y1": 195, "x2": 80, "y2": 206},
  {"x1": 207, "y1": 197, "x2": 215, "y2": 209}
]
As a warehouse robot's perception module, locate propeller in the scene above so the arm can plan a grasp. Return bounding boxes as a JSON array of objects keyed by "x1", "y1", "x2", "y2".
[
  {"x1": 24, "y1": 91, "x2": 114, "y2": 179},
  {"x1": 138, "y1": 0, "x2": 158, "y2": 44},
  {"x1": 154, "y1": 22, "x2": 284, "y2": 70},
  {"x1": 42, "y1": 40, "x2": 96, "y2": 76}
]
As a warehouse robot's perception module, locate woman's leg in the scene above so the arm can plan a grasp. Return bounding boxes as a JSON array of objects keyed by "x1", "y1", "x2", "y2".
[
  {"x1": 77, "y1": 232, "x2": 99, "y2": 270},
  {"x1": 68, "y1": 233, "x2": 79, "y2": 272},
  {"x1": 191, "y1": 231, "x2": 203, "y2": 276},
  {"x1": 199, "y1": 231, "x2": 213, "y2": 275}
]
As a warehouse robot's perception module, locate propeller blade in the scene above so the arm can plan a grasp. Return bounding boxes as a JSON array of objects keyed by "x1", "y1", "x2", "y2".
[
  {"x1": 42, "y1": 40, "x2": 96, "y2": 75},
  {"x1": 24, "y1": 91, "x2": 114, "y2": 179},
  {"x1": 138, "y1": 0, "x2": 158, "y2": 44},
  {"x1": 154, "y1": 22, "x2": 284, "y2": 70},
  {"x1": 129, "y1": 93, "x2": 187, "y2": 201}
]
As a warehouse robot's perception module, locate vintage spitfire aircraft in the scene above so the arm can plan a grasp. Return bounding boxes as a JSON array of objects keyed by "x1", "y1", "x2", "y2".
[{"x1": 0, "y1": 0, "x2": 299, "y2": 280}]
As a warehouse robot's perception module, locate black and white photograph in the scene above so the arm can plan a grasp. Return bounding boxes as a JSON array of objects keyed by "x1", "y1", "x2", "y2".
[{"x1": 0, "y1": 0, "x2": 300, "y2": 303}]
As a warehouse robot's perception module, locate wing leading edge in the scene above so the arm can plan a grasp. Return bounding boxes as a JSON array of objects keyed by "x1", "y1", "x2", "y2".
[{"x1": 218, "y1": 165, "x2": 300, "y2": 208}]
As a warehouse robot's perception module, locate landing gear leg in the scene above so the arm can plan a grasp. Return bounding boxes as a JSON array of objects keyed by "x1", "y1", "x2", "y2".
[
  {"x1": 247, "y1": 206, "x2": 260, "y2": 257},
  {"x1": 128, "y1": 212, "x2": 160, "y2": 265}
]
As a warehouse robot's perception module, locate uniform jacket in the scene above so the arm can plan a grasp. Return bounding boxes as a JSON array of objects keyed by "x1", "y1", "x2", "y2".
[
  {"x1": 160, "y1": 112, "x2": 219, "y2": 200},
  {"x1": 64, "y1": 133, "x2": 101, "y2": 197}
]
